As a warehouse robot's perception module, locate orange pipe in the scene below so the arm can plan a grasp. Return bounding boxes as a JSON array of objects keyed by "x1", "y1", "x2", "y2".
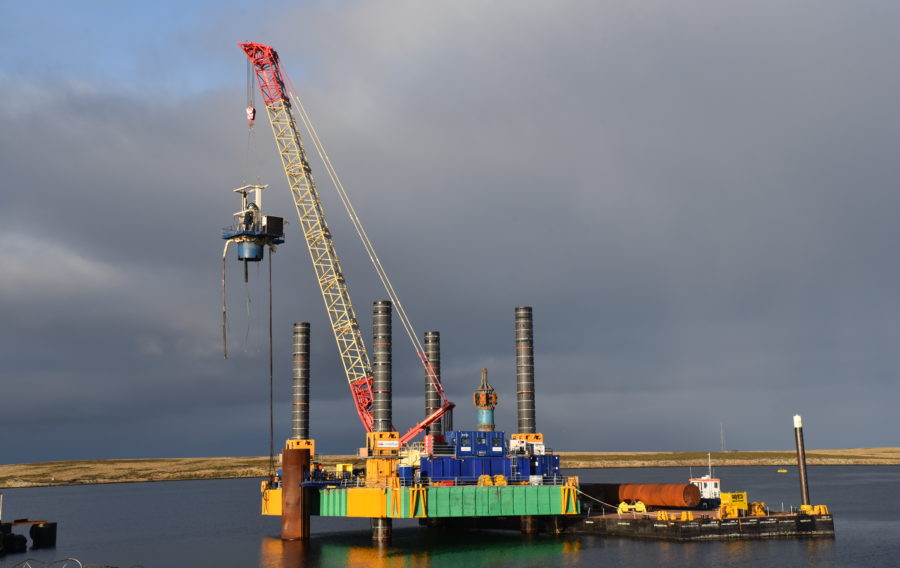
[{"x1": 616, "y1": 484, "x2": 701, "y2": 508}]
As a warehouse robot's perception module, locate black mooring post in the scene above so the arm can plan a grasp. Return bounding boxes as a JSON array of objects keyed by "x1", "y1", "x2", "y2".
[{"x1": 793, "y1": 414, "x2": 811, "y2": 507}]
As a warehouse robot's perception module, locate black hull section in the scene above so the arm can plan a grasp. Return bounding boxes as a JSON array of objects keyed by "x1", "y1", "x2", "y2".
[{"x1": 564, "y1": 514, "x2": 834, "y2": 541}]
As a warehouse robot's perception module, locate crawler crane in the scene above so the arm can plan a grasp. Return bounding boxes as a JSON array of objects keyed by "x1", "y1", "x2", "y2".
[{"x1": 239, "y1": 42, "x2": 454, "y2": 453}]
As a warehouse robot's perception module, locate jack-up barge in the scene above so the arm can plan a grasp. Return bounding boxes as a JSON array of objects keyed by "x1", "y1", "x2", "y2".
[{"x1": 227, "y1": 40, "x2": 834, "y2": 544}]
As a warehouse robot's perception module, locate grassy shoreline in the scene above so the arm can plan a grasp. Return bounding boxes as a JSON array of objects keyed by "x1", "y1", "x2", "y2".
[{"x1": 2, "y1": 448, "x2": 898, "y2": 489}]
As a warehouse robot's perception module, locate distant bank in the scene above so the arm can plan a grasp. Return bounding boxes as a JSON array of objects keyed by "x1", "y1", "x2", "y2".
[{"x1": 2, "y1": 448, "x2": 898, "y2": 488}]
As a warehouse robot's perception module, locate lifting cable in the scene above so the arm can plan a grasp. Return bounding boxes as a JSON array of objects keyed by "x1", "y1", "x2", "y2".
[
  {"x1": 225, "y1": 62, "x2": 261, "y2": 360},
  {"x1": 222, "y1": 242, "x2": 231, "y2": 359},
  {"x1": 248, "y1": 60, "x2": 276, "y2": 475},
  {"x1": 223, "y1": 63, "x2": 276, "y2": 471},
  {"x1": 281, "y1": 74, "x2": 448, "y2": 403},
  {"x1": 267, "y1": 250, "x2": 276, "y2": 476},
  {"x1": 246, "y1": 57, "x2": 256, "y2": 113},
  {"x1": 243, "y1": 59, "x2": 261, "y2": 186}
]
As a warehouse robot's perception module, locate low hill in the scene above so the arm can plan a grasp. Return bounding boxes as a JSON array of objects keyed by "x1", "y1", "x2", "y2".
[{"x1": 2, "y1": 448, "x2": 898, "y2": 488}]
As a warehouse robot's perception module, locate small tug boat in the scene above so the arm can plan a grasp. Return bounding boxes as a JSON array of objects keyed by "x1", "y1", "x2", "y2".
[{"x1": 689, "y1": 453, "x2": 722, "y2": 509}]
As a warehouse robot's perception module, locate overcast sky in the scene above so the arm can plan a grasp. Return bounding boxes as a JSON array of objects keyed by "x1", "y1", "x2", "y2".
[{"x1": 2, "y1": 1, "x2": 899, "y2": 464}]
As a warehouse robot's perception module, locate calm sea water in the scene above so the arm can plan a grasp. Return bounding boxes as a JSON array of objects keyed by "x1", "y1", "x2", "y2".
[{"x1": 1, "y1": 466, "x2": 898, "y2": 568}]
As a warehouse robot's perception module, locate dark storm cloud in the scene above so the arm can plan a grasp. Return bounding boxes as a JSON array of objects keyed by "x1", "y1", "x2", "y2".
[{"x1": 3, "y1": 1, "x2": 900, "y2": 462}]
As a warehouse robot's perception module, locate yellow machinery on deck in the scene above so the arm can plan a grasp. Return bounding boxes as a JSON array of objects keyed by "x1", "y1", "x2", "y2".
[{"x1": 617, "y1": 501, "x2": 647, "y2": 514}]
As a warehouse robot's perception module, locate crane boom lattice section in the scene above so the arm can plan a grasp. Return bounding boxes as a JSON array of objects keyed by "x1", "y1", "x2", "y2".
[{"x1": 241, "y1": 42, "x2": 375, "y2": 431}]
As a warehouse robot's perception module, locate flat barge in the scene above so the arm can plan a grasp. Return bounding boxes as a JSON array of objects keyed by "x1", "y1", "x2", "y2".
[{"x1": 563, "y1": 511, "x2": 835, "y2": 541}]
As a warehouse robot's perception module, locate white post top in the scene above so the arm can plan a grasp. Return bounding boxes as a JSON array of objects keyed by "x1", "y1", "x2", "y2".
[{"x1": 793, "y1": 414, "x2": 803, "y2": 428}]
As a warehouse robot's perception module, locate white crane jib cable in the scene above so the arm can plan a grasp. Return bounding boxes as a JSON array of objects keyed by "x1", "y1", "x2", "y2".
[{"x1": 286, "y1": 88, "x2": 446, "y2": 400}]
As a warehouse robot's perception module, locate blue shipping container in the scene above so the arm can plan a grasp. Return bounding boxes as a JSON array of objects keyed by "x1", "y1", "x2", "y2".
[
  {"x1": 445, "y1": 430, "x2": 506, "y2": 457},
  {"x1": 530, "y1": 455, "x2": 561, "y2": 480},
  {"x1": 420, "y1": 456, "x2": 462, "y2": 482}
]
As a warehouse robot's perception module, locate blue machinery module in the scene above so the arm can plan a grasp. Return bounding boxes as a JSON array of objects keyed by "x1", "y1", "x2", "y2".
[
  {"x1": 222, "y1": 184, "x2": 285, "y2": 265},
  {"x1": 418, "y1": 453, "x2": 561, "y2": 485},
  {"x1": 408, "y1": 430, "x2": 561, "y2": 485},
  {"x1": 298, "y1": 429, "x2": 562, "y2": 488},
  {"x1": 445, "y1": 430, "x2": 506, "y2": 457},
  {"x1": 221, "y1": 183, "x2": 286, "y2": 358}
]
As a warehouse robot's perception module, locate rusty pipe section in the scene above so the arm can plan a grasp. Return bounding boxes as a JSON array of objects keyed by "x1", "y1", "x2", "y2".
[{"x1": 581, "y1": 483, "x2": 701, "y2": 508}]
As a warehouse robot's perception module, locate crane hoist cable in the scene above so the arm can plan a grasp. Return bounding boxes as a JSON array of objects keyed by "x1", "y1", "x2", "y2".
[
  {"x1": 243, "y1": 58, "x2": 261, "y2": 187},
  {"x1": 266, "y1": 251, "x2": 276, "y2": 477},
  {"x1": 219, "y1": 246, "x2": 260, "y2": 358},
  {"x1": 222, "y1": 242, "x2": 230, "y2": 359},
  {"x1": 221, "y1": 61, "x2": 279, "y2": 472},
  {"x1": 246, "y1": 56, "x2": 257, "y2": 126},
  {"x1": 245, "y1": 62, "x2": 276, "y2": 475},
  {"x1": 221, "y1": 238, "x2": 277, "y2": 471}
]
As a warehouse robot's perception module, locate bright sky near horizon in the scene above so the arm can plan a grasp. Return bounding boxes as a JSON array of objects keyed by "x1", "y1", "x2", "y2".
[{"x1": 3, "y1": 1, "x2": 900, "y2": 464}]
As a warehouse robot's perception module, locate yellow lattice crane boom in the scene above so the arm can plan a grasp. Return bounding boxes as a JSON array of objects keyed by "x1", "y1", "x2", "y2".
[
  {"x1": 240, "y1": 42, "x2": 453, "y2": 440},
  {"x1": 241, "y1": 42, "x2": 375, "y2": 430}
]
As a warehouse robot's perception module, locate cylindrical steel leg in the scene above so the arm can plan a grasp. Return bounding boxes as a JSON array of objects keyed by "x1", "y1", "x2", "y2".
[
  {"x1": 371, "y1": 517, "x2": 392, "y2": 542},
  {"x1": 373, "y1": 301, "x2": 392, "y2": 432},
  {"x1": 292, "y1": 323, "x2": 310, "y2": 440},
  {"x1": 793, "y1": 415, "x2": 811, "y2": 507},
  {"x1": 424, "y1": 331, "x2": 443, "y2": 436},
  {"x1": 515, "y1": 306, "x2": 536, "y2": 434},
  {"x1": 282, "y1": 448, "x2": 310, "y2": 540},
  {"x1": 549, "y1": 515, "x2": 562, "y2": 535},
  {"x1": 520, "y1": 515, "x2": 537, "y2": 534}
]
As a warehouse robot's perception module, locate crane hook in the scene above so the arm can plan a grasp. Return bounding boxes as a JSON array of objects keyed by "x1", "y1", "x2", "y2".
[{"x1": 246, "y1": 105, "x2": 256, "y2": 126}]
